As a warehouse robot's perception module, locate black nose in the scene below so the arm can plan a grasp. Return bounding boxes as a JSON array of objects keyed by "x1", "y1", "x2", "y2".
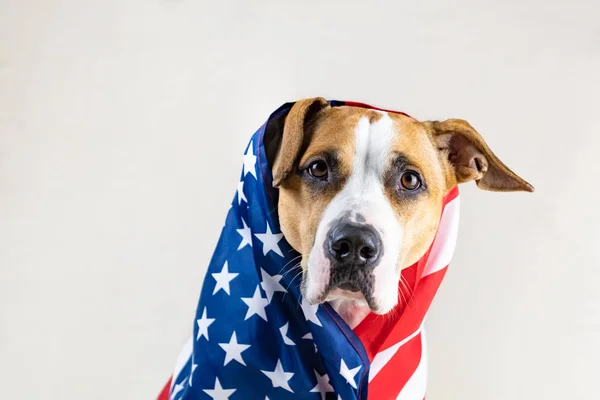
[{"x1": 327, "y1": 223, "x2": 382, "y2": 268}]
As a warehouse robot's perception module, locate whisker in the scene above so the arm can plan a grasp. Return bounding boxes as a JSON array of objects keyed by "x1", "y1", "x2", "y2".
[
  {"x1": 398, "y1": 275, "x2": 415, "y2": 315},
  {"x1": 277, "y1": 255, "x2": 302, "y2": 276},
  {"x1": 286, "y1": 269, "x2": 303, "y2": 290},
  {"x1": 281, "y1": 264, "x2": 303, "y2": 303},
  {"x1": 279, "y1": 256, "x2": 302, "y2": 276},
  {"x1": 401, "y1": 275, "x2": 415, "y2": 302},
  {"x1": 398, "y1": 282, "x2": 408, "y2": 309},
  {"x1": 280, "y1": 261, "x2": 302, "y2": 281},
  {"x1": 267, "y1": 205, "x2": 279, "y2": 216},
  {"x1": 401, "y1": 274, "x2": 415, "y2": 299}
]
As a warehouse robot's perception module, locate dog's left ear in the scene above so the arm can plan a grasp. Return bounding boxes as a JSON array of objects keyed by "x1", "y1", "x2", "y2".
[
  {"x1": 425, "y1": 119, "x2": 534, "y2": 192},
  {"x1": 268, "y1": 97, "x2": 329, "y2": 187}
]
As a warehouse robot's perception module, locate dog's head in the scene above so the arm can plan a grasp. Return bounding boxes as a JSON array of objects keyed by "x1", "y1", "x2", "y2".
[{"x1": 265, "y1": 98, "x2": 532, "y2": 317}]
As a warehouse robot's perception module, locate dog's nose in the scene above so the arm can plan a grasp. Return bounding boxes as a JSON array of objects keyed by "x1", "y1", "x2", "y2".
[{"x1": 327, "y1": 223, "x2": 382, "y2": 268}]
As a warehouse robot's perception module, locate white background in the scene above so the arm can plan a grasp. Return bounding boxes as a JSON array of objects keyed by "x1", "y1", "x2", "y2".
[{"x1": 1, "y1": 1, "x2": 599, "y2": 399}]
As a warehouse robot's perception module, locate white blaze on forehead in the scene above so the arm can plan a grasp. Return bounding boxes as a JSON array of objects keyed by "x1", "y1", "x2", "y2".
[
  {"x1": 306, "y1": 112, "x2": 403, "y2": 312},
  {"x1": 352, "y1": 114, "x2": 395, "y2": 184},
  {"x1": 326, "y1": 113, "x2": 397, "y2": 224}
]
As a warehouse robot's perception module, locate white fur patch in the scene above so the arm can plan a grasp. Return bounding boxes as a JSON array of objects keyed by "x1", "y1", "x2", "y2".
[{"x1": 306, "y1": 113, "x2": 402, "y2": 314}]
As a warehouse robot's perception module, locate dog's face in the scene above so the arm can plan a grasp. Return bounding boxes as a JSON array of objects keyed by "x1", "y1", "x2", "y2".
[{"x1": 266, "y1": 98, "x2": 532, "y2": 317}]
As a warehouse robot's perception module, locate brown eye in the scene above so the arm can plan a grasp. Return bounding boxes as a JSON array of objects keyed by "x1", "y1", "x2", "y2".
[
  {"x1": 399, "y1": 171, "x2": 421, "y2": 191},
  {"x1": 307, "y1": 160, "x2": 328, "y2": 179}
]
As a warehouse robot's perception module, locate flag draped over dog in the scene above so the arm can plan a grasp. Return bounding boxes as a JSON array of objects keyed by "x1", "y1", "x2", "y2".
[{"x1": 158, "y1": 101, "x2": 460, "y2": 400}]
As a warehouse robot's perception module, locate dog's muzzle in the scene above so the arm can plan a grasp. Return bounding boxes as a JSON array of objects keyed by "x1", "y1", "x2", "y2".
[{"x1": 324, "y1": 222, "x2": 383, "y2": 306}]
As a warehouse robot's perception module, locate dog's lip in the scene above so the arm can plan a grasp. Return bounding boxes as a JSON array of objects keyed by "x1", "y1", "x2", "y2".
[
  {"x1": 322, "y1": 283, "x2": 380, "y2": 311},
  {"x1": 307, "y1": 287, "x2": 381, "y2": 313},
  {"x1": 336, "y1": 281, "x2": 361, "y2": 292}
]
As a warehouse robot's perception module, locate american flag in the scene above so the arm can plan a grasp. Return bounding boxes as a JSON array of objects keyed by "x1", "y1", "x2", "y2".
[{"x1": 158, "y1": 101, "x2": 460, "y2": 400}]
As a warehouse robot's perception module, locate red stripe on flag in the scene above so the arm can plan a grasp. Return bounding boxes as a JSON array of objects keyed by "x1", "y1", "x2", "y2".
[
  {"x1": 368, "y1": 333, "x2": 422, "y2": 399},
  {"x1": 157, "y1": 378, "x2": 172, "y2": 400},
  {"x1": 354, "y1": 267, "x2": 447, "y2": 364}
]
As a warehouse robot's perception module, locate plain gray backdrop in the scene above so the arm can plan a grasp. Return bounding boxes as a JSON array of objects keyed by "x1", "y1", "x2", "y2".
[{"x1": 1, "y1": 0, "x2": 599, "y2": 399}]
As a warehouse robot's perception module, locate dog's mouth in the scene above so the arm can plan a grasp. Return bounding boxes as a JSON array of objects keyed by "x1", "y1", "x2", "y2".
[
  {"x1": 337, "y1": 281, "x2": 361, "y2": 292},
  {"x1": 310, "y1": 266, "x2": 379, "y2": 311}
]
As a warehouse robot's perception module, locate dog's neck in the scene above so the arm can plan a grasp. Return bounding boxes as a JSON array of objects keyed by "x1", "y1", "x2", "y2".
[{"x1": 328, "y1": 298, "x2": 372, "y2": 329}]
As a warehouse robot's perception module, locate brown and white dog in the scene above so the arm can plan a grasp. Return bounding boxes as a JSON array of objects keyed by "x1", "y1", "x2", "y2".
[{"x1": 265, "y1": 97, "x2": 533, "y2": 329}]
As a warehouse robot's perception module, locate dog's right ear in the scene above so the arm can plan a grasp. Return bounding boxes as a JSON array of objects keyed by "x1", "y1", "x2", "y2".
[{"x1": 267, "y1": 97, "x2": 328, "y2": 187}]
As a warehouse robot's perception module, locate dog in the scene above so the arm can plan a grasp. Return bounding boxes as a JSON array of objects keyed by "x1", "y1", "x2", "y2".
[
  {"x1": 159, "y1": 97, "x2": 533, "y2": 400},
  {"x1": 265, "y1": 97, "x2": 533, "y2": 329}
]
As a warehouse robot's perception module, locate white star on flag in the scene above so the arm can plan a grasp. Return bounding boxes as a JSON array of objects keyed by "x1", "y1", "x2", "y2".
[
  {"x1": 170, "y1": 382, "x2": 184, "y2": 400},
  {"x1": 301, "y1": 297, "x2": 322, "y2": 327},
  {"x1": 261, "y1": 359, "x2": 295, "y2": 393},
  {"x1": 237, "y1": 181, "x2": 247, "y2": 205},
  {"x1": 243, "y1": 141, "x2": 258, "y2": 179},
  {"x1": 241, "y1": 285, "x2": 269, "y2": 321},
  {"x1": 196, "y1": 307, "x2": 215, "y2": 341},
  {"x1": 279, "y1": 322, "x2": 295, "y2": 346},
  {"x1": 236, "y1": 218, "x2": 252, "y2": 250},
  {"x1": 189, "y1": 363, "x2": 197, "y2": 386},
  {"x1": 254, "y1": 222, "x2": 284, "y2": 257},
  {"x1": 310, "y1": 370, "x2": 334, "y2": 400},
  {"x1": 260, "y1": 268, "x2": 286, "y2": 302},
  {"x1": 203, "y1": 377, "x2": 236, "y2": 400},
  {"x1": 218, "y1": 331, "x2": 251, "y2": 366},
  {"x1": 339, "y1": 359, "x2": 362, "y2": 389},
  {"x1": 211, "y1": 261, "x2": 239, "y2": 295}
]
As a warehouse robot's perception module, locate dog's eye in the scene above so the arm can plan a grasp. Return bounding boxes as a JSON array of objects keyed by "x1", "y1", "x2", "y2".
[
  {"x1": 399, "y1": 171, "x2": 421, "y2": 191},
  {"x1": 307, "y1": 160, "x2": 328, "y2": 179}
]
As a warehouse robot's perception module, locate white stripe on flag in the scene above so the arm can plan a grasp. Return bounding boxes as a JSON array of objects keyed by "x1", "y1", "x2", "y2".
[
  {"x1": 170, "y1": 335, "x2": 193, "y2": 390},
  {"x1": 368, "y1": 323, "x2": 423, "y2": 383},
  {"x1": 396, "y1": 329, "x2": 428, "y2": 400},
  {"x1": 421, "y1": 197, "x2": 460, "y2": 278}
]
